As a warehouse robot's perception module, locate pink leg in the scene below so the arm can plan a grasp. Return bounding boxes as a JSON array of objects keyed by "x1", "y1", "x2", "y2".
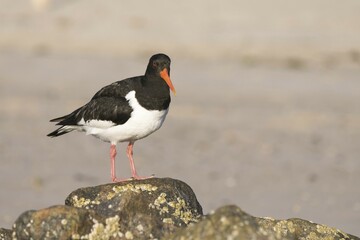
[
  {"x1": 127, "y1": 142, "x2": 153, "y2": 180},
  {"x1": 110, "y1": 144, "x2": 126, "y2": 182}
]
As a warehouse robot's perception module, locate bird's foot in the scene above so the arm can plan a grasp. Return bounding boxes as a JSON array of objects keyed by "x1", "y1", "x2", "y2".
[
  {"x1": 111, "y1": 175, "x2": 154, "y2": 182},
  {"x1": 130, "y1": 174, "x2": 155, "y2": 180},
  {"x1": 111, "y1": 177, "x2": 129, "y2": 182}
]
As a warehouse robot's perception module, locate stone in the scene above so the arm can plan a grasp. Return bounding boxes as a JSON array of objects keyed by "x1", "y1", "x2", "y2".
[
  {"x1": 258, "y1": 217, "x2": 360, "y2": 240},
  {"x1": 5, "y1": 178, "x2": 359, "y2": 239},
  {"x1": 0, "y1": 228, "x2": 12, "y2": 240},
  {"x1": 12, "y1": 205, "x2": 115, "y2": 240},
  {"x1": 167, "y1": 205, "x2": 277, "y2": 239},
  {"x1": 167, "y1": 205, "x2": 360, "y2": 240},
  {"x1": 65, "y1": 177, "x2": 203, "y2": 239}
]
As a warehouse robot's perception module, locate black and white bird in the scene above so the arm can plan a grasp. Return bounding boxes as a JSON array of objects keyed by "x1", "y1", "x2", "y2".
[{"x1": 47, "y1": 54, "x2": 176, "y2": 182}]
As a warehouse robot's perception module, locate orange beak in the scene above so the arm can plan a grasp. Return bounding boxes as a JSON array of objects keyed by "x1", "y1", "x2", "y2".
[{"x1": 160, "y1": 68, "x2": 176, "y2": 95}]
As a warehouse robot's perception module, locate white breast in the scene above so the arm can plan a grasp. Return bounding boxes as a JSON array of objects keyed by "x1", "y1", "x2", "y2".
[{"x1": 83, "y1": 91, "x2": 169, "y2": 144}]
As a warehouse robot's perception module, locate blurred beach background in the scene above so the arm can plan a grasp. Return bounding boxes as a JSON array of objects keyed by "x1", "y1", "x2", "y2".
[{"x1": 0, "y1": 0, "x2": 359, "y2": 235}]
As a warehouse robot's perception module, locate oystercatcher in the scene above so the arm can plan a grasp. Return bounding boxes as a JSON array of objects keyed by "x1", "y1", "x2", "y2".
[{"x1": 47, "y1": 54, "x2": 176, "y2": 182}]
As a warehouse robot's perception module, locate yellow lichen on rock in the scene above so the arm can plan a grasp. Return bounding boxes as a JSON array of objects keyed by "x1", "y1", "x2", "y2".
[
  {"x1": 220, "y1": 216, "x2": 230, "y2": 225},
  {"x1": 74, "y1": 215, "x2": 122, "y2": 240},
  {"x1": 163, "y1": 218, "x2": 174, "y2": 224},
  {"x1": 61, "y1": 219, "x2": 68, "y2": 225},
  {"x1": 316, "y1": 224, "x2": 350, "y2": 239},
  {"x1": 71, "y1": 196, "x2": 91, "y2": 208},
  {"x1": 273, "y1": 220, "x2": 291, "y2": 238},
  {"x1": 154, "y1": 193, "x2": 167, "y2": 207},
  {"x1": 171, "y1": 197, "x2": 198, "y2": 224},
  {"x1": 112, "y1": 183, "x2": 157, "y2": 195},
  {"x1": 148, "y1": 193, "x2": 199, "y2": 225},
  {"x1": 136, "y1": 224, "x2": 144, "y2": 233},
  {"x1": 306, "y1": 231, "x2": 320, "y2": 240},
  {"x1": 149, "y1": 192, "x2": 169, "y2": 215},
  {"x1": 106, "y1": 191, "x2": 116, "y2": 200},
  {"x1": 287, "y1": 221, "x2": 295, "y2": 234},
  {"x1": 125, "y1": 231, "x2": 134, "y2": 239},
  {"x1": 71, "y1": 195, "x2": 101, "y2": 209}
]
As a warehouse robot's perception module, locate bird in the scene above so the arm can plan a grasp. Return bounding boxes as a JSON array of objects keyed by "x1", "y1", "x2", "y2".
[{"x1": 47, "y1": 53, "x2": 176, "y2": 182}]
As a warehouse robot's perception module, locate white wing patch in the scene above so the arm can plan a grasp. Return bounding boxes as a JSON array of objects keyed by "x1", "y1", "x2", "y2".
[{"x1": 78, "y1": 118, "x2": 115, "y2": 129}]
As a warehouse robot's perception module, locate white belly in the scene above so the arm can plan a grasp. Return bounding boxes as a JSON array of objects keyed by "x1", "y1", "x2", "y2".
[{"x1": 82, "y1": 91, "x2": 169, "y2": 144}]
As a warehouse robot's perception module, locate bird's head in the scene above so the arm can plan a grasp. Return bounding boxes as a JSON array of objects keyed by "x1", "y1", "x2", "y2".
[{"x1": 146, "y1": 53, "x2": 176, "y2": 95}]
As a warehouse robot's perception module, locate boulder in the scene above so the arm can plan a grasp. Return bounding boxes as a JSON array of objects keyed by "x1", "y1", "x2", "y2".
[
  {"x1": 167, "y1": 205, "x2": 359, "y2": 240},
  {"x1": 12, "y1": 205, "x2": 111, "y2": 240},
  {"x1": 12, "y1": 178, "x2": 202, "y2": 240},
  {"x1": 7, "y1": 178, "x2": 359, "y2": 240},
  {"x1": 65, "y1": 177, "x2": 202, "y2": 239},
  {"x1": 0, "y1": 228, "x2": 12, "y2": 240}
]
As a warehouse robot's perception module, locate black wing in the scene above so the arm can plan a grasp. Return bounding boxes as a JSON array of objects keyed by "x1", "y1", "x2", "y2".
[
  {"x1": 51, "y1": 96, "x2": 133, "y2": 126},
  {"x1": 91, "y1": 76, "x2": 142, "y2": 100},
  {"x1": 50, "y1": 76, "x2": 143, "y2": 125},
  {"x1": 48, "y1": 76, "x2": 142, "y2": 137}
]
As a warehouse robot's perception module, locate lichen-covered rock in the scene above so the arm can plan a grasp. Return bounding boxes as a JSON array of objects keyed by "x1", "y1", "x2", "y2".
[
  {"x1": 12, "y1": 205, "x2": 122, "y2": 240},
  {"x1": 5, "y1": 178, "x2": 359, "y2": 240},
  {"x1": 258, "y1": 217, "x2": 359, "y2": 240},
  {"x1": 167, "y1": 205, "x2": 359, "y2": 240},
  {"x1": 65, "y1": 177, "x2": 203, "y2": 239},
  {"x1": 0, "y1": 228, "x2": 12, "y2": 240},
  {"x1": 166, "y1": 205, "x2": 277, "y2": 239}
]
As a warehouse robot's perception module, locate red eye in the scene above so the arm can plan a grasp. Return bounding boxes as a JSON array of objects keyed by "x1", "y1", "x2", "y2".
[{"x1": 152, "y1": 61, "x2": 158, "y2": 67}]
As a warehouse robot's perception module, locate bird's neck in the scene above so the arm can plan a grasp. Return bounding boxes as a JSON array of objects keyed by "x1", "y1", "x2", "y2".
[
  {"x1": 142, "y1": 74, "x2": 169, "y2": 94},
  {"x1": 135, "y1": 75, "x2": 170, "y2": 110}
]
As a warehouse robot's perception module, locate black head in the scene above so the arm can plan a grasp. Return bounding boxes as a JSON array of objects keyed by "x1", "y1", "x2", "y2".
[
  {"x1": 145, "y1": 53, "x2": 176, "y2": 95},
  {"x1": 146, "y1": 53, "x2": 171, "y2": 76}
]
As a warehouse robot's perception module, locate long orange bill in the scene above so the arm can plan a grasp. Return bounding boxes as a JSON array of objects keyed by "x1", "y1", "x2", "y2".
[{"x1": 160, "y1": 68, "x2": 176, "y2": 95}]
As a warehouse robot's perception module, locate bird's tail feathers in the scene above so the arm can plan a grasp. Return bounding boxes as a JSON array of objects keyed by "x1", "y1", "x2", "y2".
[
  {"x1": 49, "y1": 115, "x2": 67, "y2": 123},
  {"x1": 47, "y1": 126, "x2": 76, "y2": 137}
]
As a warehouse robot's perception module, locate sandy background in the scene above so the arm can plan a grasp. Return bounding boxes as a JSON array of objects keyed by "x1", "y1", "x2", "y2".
[{"x1": 0, "y1": 0, "x2": 360, "y2": 236}]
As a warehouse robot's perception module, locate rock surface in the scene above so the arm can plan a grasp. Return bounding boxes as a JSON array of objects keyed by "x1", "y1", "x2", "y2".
[
  {"x1": 167, "y1": 205, "x2": 359, "y2": 240},
  {"x1": 65, "y1": 177, "x2": 203, "y2": 239},
  {"x1": 12, "y1": 178, "x2": 202, "y2": 240},
  {"x1": 0, "y1": 228, "x2": 12, "y2": 240},
  {"x1": 7, "y1": 178, "x2": 359, "y2": 239},
  {"x1": 13, "y1": 205, "x2": 105, "y2": 240}
]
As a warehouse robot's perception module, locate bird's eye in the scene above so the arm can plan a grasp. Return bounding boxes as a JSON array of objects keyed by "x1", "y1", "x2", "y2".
[{"x1": 152, "y1": 61, "x2": 158, "y2": 68}]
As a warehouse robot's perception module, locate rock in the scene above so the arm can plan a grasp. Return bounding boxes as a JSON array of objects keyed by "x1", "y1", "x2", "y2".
[
  {"x1": 6, "y1": 178, "x2": 359, "y2": 239},
  {"x1": 0, "y1": 228, "x2": 12, "y2": 240},
  {"x1": 258, "y1": 216, "x2": 360, "y2": 240},
  {"x1": 167, "y1": 205, "x2": 277, "y2": 239},
  {"x1": 65, "y1": 177, "x2": 203, "y2": 239},
  {"x1": 12, "y1": 205, "x2": 115, "y2": 240},
  {"x1": 167, "y1": 205, "x2": 360, "y2": 240}
]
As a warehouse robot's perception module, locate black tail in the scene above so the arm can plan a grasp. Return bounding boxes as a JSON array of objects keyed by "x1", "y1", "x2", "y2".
[
  {"x1": 47, "y1": 126, "x2": 74, "y2": 137},
  {"x1": 49, "y1": 115, "x2": 67, "y2": 123},
  {"x1": 48, "y1": 106, "x2": 83, "y2": 137}
]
